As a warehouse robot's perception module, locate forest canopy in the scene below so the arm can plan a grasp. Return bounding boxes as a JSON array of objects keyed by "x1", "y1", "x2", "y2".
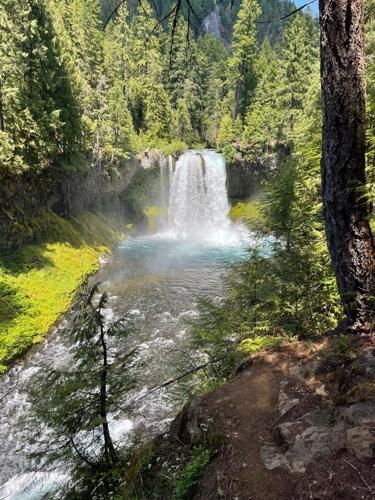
[{"x1": 0, "y1": 0, "x2": 321, "y2": 176}]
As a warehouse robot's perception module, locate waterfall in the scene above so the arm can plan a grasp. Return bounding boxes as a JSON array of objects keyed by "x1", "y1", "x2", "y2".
[
  {"x1": 165, "y1": 150, "x2": 240, "y2": 244},
  {"x1": 159, "y1": 157, "x2": 167, "y2": 211}
]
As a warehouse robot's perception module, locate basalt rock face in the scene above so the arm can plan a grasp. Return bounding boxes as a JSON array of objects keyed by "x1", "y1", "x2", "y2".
[
  {"x1": 0, "y1": 151, "x2": 166, "y2": 251},
  {"x1": 226, "y1": 158, "x2": 264, "y2": 200},
  {"x1": 0, "y1": 170, "x2": 60, "y2": 251},
  {"x1": 60, "y1": 157, "x2": 141, "y2": 217},
  {"x1": 201, "y1": 6, "x2": 227, "y2": 46}
]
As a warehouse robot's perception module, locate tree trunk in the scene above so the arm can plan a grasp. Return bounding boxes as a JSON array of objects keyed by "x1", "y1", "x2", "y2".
[
  {"x1": 0, "y1": 85, "x2": 5, "y2": 132},
  {"x1": 99, "y1": 323, "x2": 117, "y2": 466},
  {"x1": 319, "y1": 0, "x2": 375, "y2": 331}
]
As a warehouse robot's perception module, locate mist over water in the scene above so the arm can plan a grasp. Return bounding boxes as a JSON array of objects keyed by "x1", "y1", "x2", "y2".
[{"x1": 0, "y1": 151, "x2": 253, "y2": 499}]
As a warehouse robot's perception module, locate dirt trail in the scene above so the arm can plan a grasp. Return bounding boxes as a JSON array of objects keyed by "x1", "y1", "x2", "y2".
[
  {"x1": 191, "y1": 338, "x2": 375, "y2": 500},
  {"x1": 193, "y1": 352, "x2": 299, "y2": 500}
]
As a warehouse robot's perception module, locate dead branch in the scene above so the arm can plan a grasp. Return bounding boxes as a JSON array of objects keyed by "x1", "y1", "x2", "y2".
[
  {"x1": 257, "y1": 0, "x2": 317, "y2": 24},
  {"x1": 342, "y1": 458, "x2": 374, "y2": 497}
]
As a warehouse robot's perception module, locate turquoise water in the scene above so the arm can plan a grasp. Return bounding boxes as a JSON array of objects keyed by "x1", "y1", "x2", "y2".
[{"x1": 0, "y1": 231, "x2": 254, "y2": 499}]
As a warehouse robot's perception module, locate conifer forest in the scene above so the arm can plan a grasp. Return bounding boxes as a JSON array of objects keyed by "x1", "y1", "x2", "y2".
[{"x1": 0, "y1": 0, "x2": 374, "y2": 498}]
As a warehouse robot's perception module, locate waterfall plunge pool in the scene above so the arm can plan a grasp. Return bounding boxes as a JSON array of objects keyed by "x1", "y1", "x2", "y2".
[{"x1": 0, "y1": 151, "x2": 259, "y2": 499}]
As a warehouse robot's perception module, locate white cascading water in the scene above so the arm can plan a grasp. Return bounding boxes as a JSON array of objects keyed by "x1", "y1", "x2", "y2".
[
  {"x1": 0, "y1": 150, "x2": 250, "y2": 500},
  {"x1": 165, "y1": 150, "x2": 243, "y2": 244}
]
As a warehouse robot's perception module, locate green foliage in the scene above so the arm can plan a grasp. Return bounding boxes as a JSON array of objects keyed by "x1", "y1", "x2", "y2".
[
  {"x1": 158, "y1": 140, "x2": 188, "y2": 156},
  {"x1": 217, "y1": 113, "x2": 242, "y2": 162},
  {"x1": 320, "y1": 335, "x2": 356, "y2": 367},
  {"x1": 0, "y1": 0, "x2": 322, "y2": 175},
  {"x1": 173, "y1": 447, "x2": 211, "y2": 500},
  {"x1": 27, "y1": 285, "x2": 137, "y2": 498},
  {"x1": 229, "y1": 0, "x2": 261, "y2": 117},
  {"x1": 243, "y1": 40, "x2": 284, "y2": 157},
  {"x1": 229, "y1": 200, "x2": 263, "y2": 229},
  {"x1": 238, "y1": 335, "x2": 284, "y2": 354},
  {"x1": 0, "y1": 0, "x2": 83, "y2": 174},
  {"x1": 0, "y1": 211, "x2": 125, "y2": 370},
  {"x1": 0, "y1": 0, "x2": 232, "y2": 176},
  {"x1": 243, "y1": 15, "x2": 319, "y2": 160}
]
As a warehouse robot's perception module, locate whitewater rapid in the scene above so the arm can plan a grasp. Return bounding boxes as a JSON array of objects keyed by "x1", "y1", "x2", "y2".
[{"x1": 0, "y1": 150, "x2": 253, "y2": 499}]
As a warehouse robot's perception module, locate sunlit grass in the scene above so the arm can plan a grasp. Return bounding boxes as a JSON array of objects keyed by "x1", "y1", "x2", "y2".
[
  {"x1": 0, "y1": 211, "x2": 125, "y2": 371},
  {"x1": 229, "y1": 200, "x2": 263, "y2": 229}
]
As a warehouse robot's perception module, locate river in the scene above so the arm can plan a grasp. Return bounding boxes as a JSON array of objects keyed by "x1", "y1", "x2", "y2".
[{"x1": 0, "y1": 151, "x2": 253, "y2": 499}]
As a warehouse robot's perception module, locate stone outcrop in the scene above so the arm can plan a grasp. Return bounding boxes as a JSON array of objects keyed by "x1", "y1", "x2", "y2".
[
  {"x1": 0, "y1": 150, "x2": 168, "y2": 251},
  {"x1": 261, "y1": 346, "x2": 375, "y2": 475}
]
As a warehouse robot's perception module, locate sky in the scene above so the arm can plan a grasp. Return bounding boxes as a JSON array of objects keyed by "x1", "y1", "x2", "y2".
[{"x1": 295, "y1": 0, "x2": 319, "y2": 17}]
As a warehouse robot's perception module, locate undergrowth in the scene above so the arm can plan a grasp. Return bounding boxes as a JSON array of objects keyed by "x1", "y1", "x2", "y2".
[
  {"x1": 122, "y1": 433, "x2": 222, "y2": 500},
  {"x1": 229, "y1": 200, "x2": 263, "y2": 229},
  {"x1": 173, "y1": 447, "x2": 211, "y2": 500}
]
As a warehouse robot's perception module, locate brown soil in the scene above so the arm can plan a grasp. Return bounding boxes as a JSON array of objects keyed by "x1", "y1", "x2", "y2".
[
  {"x1": 192, "y1": 350, "x2": 303, "y2": 500},
  {"x1": 191, "y1": 340, "x2": 375, "y2": 500}
]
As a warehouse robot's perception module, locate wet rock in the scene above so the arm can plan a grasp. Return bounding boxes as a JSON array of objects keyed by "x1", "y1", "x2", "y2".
[
  {"x1": 169, "y1": 397, "x2": 203, "y2": 445},
  {"x1": 346, "y1": 427, "x2": 375, "y2": 459},
  {"x1": 226, "y1": 160, "x2": 261, "y2": 200}
]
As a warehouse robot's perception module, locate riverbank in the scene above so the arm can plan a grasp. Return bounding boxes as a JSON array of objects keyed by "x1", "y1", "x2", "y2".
[
  {"x1": 127, "y1": 335, "x2": 375, "y2": 499},
  {"x1": 0, "y1": 210, "x2": 128, "y2": 372}
]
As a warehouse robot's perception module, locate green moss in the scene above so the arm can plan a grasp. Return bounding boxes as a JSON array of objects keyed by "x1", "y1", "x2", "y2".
[
  {"x1": 0, "y1": 211, "x2": 125, "y2": 370},
  {"x1": 144, "y1": 206, "x2": 165, "y2": 231},
  {"x1": 229, "y1": 200, "x2": 263, "y2": 229}
]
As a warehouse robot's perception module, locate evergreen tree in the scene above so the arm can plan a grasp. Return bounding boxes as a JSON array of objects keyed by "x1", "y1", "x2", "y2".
[
  {"x1": 28, "y1": 286, "x2": 137, "y2": 498},
  {"x1": 229, "y1": 0, "x2": 261, "y2": 118},
  {"x1": 0, "y1": 0, "x2": 82, "y2": 174},
  {"x1": 0, "y1": 1, "x2": 28, "y2": 173},
  {"x1": 242, "y1": 13, "x2": 319, "y2": 163},
  {"x1": 243, "y1": 40, "x2": 284, "y2": 158},
  {"x1": 199, "y1": 34, "x2": 229, "y2": 146},
  {"x1": 102, "y1": 3, "x2": 137, "y2": 161},
  {"x1": 365, "y1": 0, "x2": 375, "y2": 205},
  {"x1": 279, "y1": 14, "x2": 319, "y2": 136},
  {"x1": 319, "y1": 0, "x2": 375, "y2": 330},
  {"x1": 129, "y1": 2, "x2": 173, "y2": 142}
]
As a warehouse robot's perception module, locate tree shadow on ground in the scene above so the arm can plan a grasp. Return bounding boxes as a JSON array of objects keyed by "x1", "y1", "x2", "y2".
[
  {"x1": 0, "y1": 244, "x2": 55, "y2": 275},
  {"x1": 0, "y1": 281, "x2": 26, "y2": 324}
]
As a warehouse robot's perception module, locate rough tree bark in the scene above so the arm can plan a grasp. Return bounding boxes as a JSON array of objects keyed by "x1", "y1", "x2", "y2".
[
  {"x1": 99, "y1": 320, "x2": 118, "y2": 466},
  {"x1": 0, "y1": 86, "x2": 4, "y2": 132},
  {"x1": 319, "y1": 0, "x2": 375, "y2": 331}
]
